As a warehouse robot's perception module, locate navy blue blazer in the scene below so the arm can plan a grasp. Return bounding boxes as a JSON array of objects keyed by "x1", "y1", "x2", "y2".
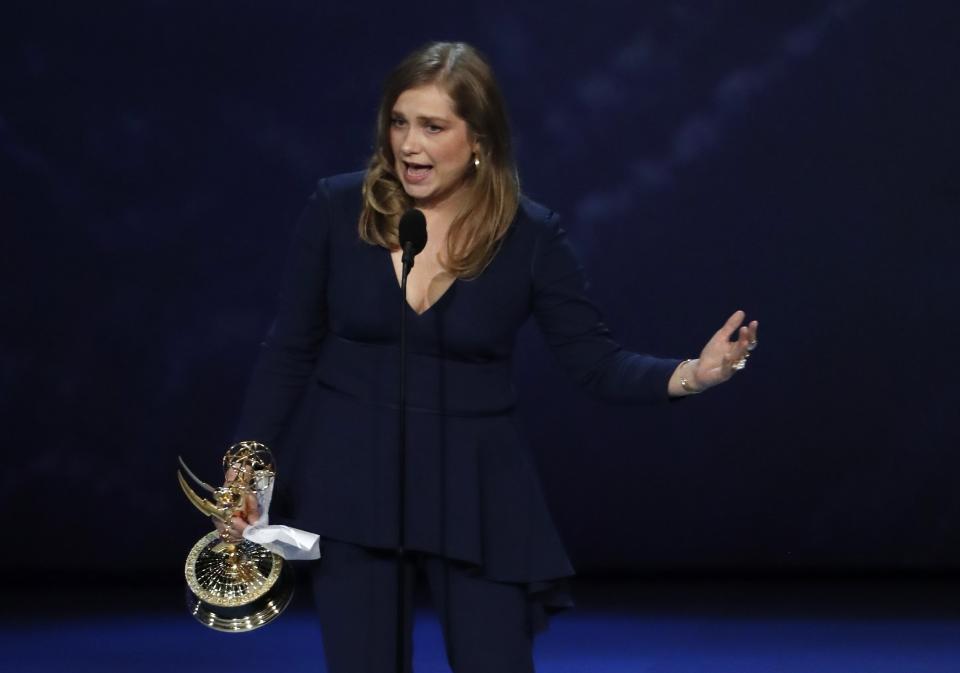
[{"x1": 235, "y1": 171, "x2": 680, "y2": 621}]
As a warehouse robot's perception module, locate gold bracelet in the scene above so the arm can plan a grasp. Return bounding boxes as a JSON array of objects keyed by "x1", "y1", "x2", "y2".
[{"x1": 678, "y1": 359, "x2": 702, "y2": 394}]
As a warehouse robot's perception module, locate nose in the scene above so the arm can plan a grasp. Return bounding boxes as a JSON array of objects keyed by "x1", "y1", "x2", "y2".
[{"x1": 398, "y1": 127, "x2": 422, "y2": 156}]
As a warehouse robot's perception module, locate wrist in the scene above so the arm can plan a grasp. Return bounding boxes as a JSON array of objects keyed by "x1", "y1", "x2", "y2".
[{"x1": 678, "y1": 359, "x2": 705, "y2": 394}]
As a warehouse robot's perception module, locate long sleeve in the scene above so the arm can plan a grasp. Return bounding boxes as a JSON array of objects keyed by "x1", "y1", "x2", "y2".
[
  {"x1": 233, "y1": 179, "x2": 333, "y2": 445},
  {"x1": 530, "y1": 210, "x2": 681, "y2": 404}
]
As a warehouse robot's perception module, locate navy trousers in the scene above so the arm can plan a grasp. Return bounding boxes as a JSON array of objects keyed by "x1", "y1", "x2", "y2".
[{"x1": 311, "y1": 538, "x2": 536, "y2": 673}]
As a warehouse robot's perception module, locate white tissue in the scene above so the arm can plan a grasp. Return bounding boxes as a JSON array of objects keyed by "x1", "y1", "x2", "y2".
[
  {"x1": 240, "y1": 476, "x2": 322, "y2": 560},
  {"x1": 243, "y1": 523, "x2": 321, "y2": 560}
]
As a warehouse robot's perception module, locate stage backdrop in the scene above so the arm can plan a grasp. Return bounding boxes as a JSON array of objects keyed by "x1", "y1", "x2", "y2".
[{"x1": 3, "y1": 0, "x2": 958, "y2": 576}]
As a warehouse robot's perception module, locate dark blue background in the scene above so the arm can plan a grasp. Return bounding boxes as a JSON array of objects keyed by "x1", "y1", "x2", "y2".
[{"x1": 3, "y1": 0, "x2": 958, "y2": 577}]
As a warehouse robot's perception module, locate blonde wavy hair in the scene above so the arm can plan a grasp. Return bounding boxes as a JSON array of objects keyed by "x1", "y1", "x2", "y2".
[{"x1": 359, "y1": 42, "x2": 520, "y2": 279}]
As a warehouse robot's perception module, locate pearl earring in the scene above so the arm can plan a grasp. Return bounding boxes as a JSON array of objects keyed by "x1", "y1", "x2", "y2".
[{"x1": 473, "y1": 155, "x2": 480, "y2": 168}]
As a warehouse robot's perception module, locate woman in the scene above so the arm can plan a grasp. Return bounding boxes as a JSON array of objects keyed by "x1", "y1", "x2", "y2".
[{"x1": 219, "y1": 41, "x2": 758, "y2": 673}]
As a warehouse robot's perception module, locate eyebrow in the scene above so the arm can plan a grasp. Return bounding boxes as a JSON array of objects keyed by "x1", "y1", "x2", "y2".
[{"x1": 391, "y1": 112, "x2": 450, "y2": 124}]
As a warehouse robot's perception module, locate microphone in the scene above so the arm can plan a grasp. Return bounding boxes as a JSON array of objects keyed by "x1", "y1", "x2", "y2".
[
  {"x1": 394, "y1": 208, "x2": 428, "y2": 673},
  {"x1": 398, "y1": 209, "x2": 427, "y2": 271}
]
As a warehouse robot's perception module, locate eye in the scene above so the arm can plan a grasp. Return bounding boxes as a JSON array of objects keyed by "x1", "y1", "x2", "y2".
[
  {"x1": 425, "y1": 123, "x2": 444, "y2": 134},
  {"x1": 390, "y1": 116, "x2": 406, "y2": 128}
]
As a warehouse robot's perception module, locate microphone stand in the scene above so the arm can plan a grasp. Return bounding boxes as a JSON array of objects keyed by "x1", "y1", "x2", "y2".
[{"x1": 396, "y1": 241, "x2": 415, "y2": 673}]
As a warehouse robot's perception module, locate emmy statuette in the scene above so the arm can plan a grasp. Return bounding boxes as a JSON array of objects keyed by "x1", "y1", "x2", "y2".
[{"x1": 177, "y1": 441, "x2": 294, "y2": 632}]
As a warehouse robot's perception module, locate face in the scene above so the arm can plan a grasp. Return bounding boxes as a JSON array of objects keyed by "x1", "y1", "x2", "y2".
[{"x1": 389, "y1": 84, "x2": 476, "y2": 210}]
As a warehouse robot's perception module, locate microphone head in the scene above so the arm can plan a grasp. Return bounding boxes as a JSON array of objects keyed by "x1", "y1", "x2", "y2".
[{"x1": 398, "y1": 209, "x2": 428, "y2": 256}]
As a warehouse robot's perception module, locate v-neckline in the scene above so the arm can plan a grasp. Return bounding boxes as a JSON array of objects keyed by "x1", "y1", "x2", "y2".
[{"x1": 387, "y1": 248, "x2": 456, "y2": 317}]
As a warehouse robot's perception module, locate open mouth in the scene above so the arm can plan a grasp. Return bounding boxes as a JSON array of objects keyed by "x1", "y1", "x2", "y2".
[{"x1": 403, "y1": 161, "x2": 433, "y2": 182}]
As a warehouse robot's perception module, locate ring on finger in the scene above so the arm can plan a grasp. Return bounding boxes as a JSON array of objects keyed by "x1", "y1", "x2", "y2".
[
  {"x1": 732, "y1": 357, "x2": 748, "y2": 371},
  {"x1": 747, "y1": 339, "x2": 758, "y2": 352}
]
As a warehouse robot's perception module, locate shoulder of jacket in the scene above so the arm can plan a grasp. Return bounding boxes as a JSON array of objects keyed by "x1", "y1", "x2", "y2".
[
  {"x1": 518, "y1": 193, "x2": 558, "y2": 223},
  {"x1": 301, "y1": 171, "x2": 366, "y2": 236},
  {"x1": 292, "y1": 171, "x2": 365, "y2": 244},
  {"x1": 314, "y1": 170, "x2": 366, "y2": 204},
  {"x1": 514, "y1": 194, "x2": 561, "y2": 243}
]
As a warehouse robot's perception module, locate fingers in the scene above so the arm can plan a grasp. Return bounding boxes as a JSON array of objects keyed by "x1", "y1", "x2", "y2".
[
  {"x1": 231, "y1": 514, "x2": 250, "y2": 535},
  {"x1": 727, "y1": 314, "x2": 758, "y2": 365},
  {"x1": 732, "y1": 327, "x2": 750, "y2": 360},
  {"x1": 245, "y1": 493, "x2": 261, "y2": 524},
  {"x1": 730, "y1": 320, "x2": 759, "y2": 371},
  {"x1": 716, "y1": 310, "x2": 746, "y2": 340},
  {"x1": 717, "y1": 312, "x2": 758, "y2": 351},
  {"x1": 741, "y1": 320, "x2": 759, "y2": 355},
  {"x1": 720, "y1": 339, "x2": 748, "y2": 377},
  {"x1": 700, "y1": 312, "x2": 758, "y2": 388},
  {"x1": 212, "y1": 516, "x2": 234, "y2": 539},
  {"x1": 211, "y1": 514, "x2": 248, "y2": 540}
]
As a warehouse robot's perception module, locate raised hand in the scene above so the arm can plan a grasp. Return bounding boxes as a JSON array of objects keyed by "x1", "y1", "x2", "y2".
[{"x1": 680, "y1": 310, "x2": 758, "y2": 393}]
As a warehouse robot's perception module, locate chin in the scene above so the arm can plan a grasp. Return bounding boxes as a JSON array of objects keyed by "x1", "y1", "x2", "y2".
[{"x1": 401, "y1": 181, "x2": 433, "y2": 200}]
